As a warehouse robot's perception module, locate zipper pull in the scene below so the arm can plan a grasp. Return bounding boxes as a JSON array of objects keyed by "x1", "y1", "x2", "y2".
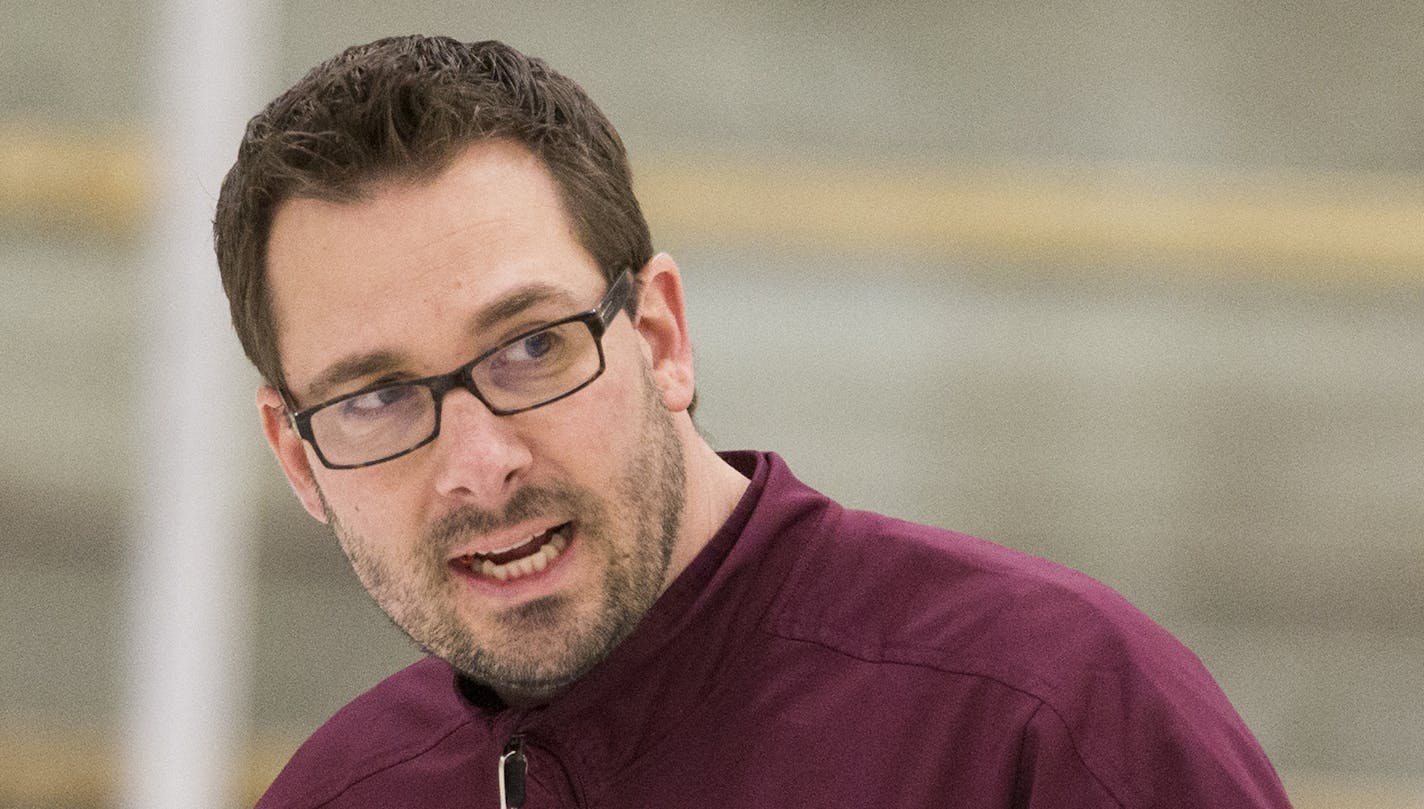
[{"x1": 498, "y1": 734, "x2": 527, "y2": 809}]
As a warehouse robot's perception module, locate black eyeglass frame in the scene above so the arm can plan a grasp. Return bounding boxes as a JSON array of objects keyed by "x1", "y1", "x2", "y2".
[{"x1": 283, "y1": 269, "x2": 635, "y2": 470}]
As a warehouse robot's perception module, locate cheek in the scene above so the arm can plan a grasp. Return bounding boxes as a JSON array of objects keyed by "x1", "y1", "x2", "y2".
[
  {"x1": 317, "y1": 468, "x2": 422, "y2": 538},
  {"x1": 558, "y1": 368, "x2": 648, "y2": 464},
  {"x1": 521, "y1": 410, "x2": 618, "y2": 484}
]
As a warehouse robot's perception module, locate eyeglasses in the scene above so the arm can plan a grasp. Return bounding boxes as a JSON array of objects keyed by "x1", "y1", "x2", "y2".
[{"x1": 285, "y1": 270, "x2": 634, "y2": 469}]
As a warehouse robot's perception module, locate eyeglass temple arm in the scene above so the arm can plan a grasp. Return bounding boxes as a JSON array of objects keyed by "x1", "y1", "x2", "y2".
[
  {"x1": 275, "y1": 387, "x2": 308, "y2": 434},
  {"x1": 597, "y1": 269, "x2": 634, "y2": 325}
]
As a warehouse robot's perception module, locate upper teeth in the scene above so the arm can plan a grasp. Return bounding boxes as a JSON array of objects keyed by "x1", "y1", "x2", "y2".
[{"x1": 473, "y1": 527, "x2": 569, "y2": 582}]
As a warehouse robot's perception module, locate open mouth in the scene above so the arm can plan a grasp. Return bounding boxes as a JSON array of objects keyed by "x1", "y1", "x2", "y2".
[{"x1": 452, "y1": 522, "x2": 573, "y2": 582}]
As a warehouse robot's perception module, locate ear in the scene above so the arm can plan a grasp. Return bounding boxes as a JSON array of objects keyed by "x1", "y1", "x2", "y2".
[
  {"x1": 631, "y1": 253, "x2": 696, "y2": 413},
  {"x1": 257, "y1": 385, "x2": 330, "y2": 523}
]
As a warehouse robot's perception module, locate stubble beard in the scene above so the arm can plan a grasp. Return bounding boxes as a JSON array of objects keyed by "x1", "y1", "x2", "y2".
[{"x1": 322, "y1": 372, "x2": 686, "y2": 704}]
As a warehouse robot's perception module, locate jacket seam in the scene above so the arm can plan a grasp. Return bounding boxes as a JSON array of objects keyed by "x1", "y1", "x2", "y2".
[
  {"x1": 763, "y1": 625, "x2": 1138, "y2": 809},
  {"x1": 306, "y1": 716, "x2": 478, "y2": 808},
  {"x1": 1020, "y1": 700, "x2": 1132, "y2": 809}
]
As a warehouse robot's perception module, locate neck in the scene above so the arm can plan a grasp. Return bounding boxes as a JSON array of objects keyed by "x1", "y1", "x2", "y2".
[{"x1": 662, "y1": 424, "x2": 749, "y2": 591}]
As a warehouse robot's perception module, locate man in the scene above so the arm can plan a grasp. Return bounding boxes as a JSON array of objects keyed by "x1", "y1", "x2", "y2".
[{"x1": 216, "y1": 35, "x2": 1293, "y2": 808}]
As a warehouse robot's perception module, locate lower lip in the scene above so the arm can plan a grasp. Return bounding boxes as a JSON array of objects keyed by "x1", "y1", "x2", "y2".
[{"x1": 449, "y1": 528, "x2": 579, "y2": 600}]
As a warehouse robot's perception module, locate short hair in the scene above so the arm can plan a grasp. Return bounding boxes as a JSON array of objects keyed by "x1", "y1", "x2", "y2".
[{"x1": 214, "y1": 35, "x2": 653, "y2": 391}]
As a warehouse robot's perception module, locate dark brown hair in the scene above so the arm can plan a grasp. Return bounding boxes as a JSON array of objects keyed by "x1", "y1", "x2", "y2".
[{"x1": 214, "y1": 36, "x2": 653, "y2": 390}]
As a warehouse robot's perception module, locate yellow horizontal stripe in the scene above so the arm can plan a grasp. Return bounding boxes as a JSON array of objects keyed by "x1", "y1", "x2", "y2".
[
  {"x1": 637, "y1": 156, "x2": 1424, "y2": 282},
  {"x1": 0, "y1": 726, "x2": 295, "y2": 808},
  {"x1": 4, "y1": 124, "x2": 1422, "y2": 281},
  {"x1": 0, "y1": 124, "x2": 149, "y2": 235}
]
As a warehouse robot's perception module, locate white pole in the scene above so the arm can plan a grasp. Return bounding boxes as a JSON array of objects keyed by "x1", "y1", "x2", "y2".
[{"x1": 123, "y1": 1, "x2": 270, "y2": 807}]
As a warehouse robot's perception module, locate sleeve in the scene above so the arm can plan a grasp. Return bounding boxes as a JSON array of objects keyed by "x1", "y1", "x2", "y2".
[{"x1": 1013, "y1": 677, "x2": 1295, "y2": 809}]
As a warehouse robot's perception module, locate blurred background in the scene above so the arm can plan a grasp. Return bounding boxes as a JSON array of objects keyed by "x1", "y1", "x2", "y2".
[{"x1": 2, "y1": 1, "x2": 1422, "y2": 807}]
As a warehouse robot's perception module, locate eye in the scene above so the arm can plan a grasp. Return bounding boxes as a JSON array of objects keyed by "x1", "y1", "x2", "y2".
[
  {"x1": 480, "y1": 321, "x2": 589, "y2": 394},
  {"x1": 499, "y1": 328, "x2": 564, "y2": 365},
  {"x1": 336, "y1": 384, "x2": 421, "y2": 418}
]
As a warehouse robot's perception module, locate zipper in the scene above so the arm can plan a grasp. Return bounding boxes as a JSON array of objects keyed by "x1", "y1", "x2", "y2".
[{"x1": 498, "y1": 734, "x2": 528, "y2": 809}]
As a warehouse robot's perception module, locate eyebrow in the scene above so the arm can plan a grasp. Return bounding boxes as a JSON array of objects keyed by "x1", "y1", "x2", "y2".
[
  {"x1": 300, "y1": 281, "x2": 585, "y2": 404},
  {"x1": 471, "y1": 282, "x2": 580, "y2": 334}
]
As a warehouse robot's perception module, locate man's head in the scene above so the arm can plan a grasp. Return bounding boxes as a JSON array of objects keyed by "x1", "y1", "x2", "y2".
[
  {"x1": 215, "y1": 35, "x2": 652, "y2": 392},
  {"x1": 214, "y1": 37, "x2": 734, "y2": 704}
]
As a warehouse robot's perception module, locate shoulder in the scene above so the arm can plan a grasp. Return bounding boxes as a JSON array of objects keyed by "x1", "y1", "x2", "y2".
[
  {"x1": 743, "y1": 456, "x2": 1202, "y2": 701},
  {"x1": 769, "y1": 505, "x2": 1159, "y2": 684},
  {"x1": 743, "y1": 456, "x2": 1147, "y2": 675},
  {"x1": 765, "y1": 503, "x2": 1288, "y2": 806},
  {"x1": 256, "y1": 657, "x2": 479, "y2": 809}
]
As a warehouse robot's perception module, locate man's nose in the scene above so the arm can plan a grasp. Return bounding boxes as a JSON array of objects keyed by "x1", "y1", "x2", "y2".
[{"x1": 429, "y1": 387, "x2": 534, "y2": 506}]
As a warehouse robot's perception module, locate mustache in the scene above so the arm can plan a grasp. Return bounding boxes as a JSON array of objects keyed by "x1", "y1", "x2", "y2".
[{"x1": 426, "y1": 484, "x2": 594, "y2": 555}]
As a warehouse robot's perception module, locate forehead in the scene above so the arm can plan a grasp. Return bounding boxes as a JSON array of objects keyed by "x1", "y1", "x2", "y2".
[{"x1": 265, "y1": 140, "x2": 604, "y2": 396}]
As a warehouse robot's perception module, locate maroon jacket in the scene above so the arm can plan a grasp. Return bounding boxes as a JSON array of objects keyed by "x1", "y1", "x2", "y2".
[{"x1": 258, "y1": 451, "x2": 1293, "y2": 808}]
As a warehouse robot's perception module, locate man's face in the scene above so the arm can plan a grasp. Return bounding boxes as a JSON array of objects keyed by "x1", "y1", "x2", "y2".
[{"x1": 260, "y1": 140, "x2": 687, "y2": 702}]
